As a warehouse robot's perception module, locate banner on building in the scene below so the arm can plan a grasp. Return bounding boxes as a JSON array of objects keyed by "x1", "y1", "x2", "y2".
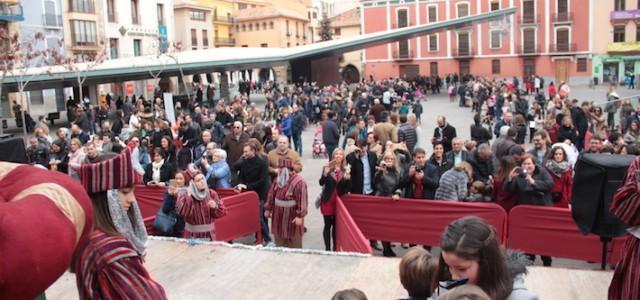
[{"x1": 163, "y1": 93, "x2": 176, "y2": 125}]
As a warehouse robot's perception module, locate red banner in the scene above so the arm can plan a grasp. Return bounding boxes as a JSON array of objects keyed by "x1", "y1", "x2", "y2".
[
  {"x1": 134, "y1": 185, "x2": 261, "y2": 243},
  {"x1": 339, "y1": 194, "x2": 508, "y2": 247},
  {"x1": 336, "y1": 196, "x2": 371, "y2": 253},
  {"x1": 507, "y1": 205, "x2": 626, "y2": 264}
]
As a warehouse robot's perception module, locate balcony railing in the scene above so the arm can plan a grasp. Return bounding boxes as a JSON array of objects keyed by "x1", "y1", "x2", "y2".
[
  {"x1": 516, "y1": 44, "x2": 540, "y2": 55},
  {"x1": 212, "y1": 15, "x2": 233, "y2": 24},
  {"x1": 549, "y1": 43, "x2": 577, "y2": 53},
  {"x1": 214, "y1": 37, "x2": 235, "y2": 46},
  {"x1": 452, "y1": 47, "x2": 475, "y2": 58},
  {"x1": 43, "y1": 13, "x2": 63, "y2": 27},
  {"x1": 552, "y1": 12, "x2": 573, "y2": 23},
  {"x1": 519, "y1": 14, "x2": 539, "y2": 25},
  {"x1": 392, "y1": 50, "x2": 414, "y2": 60},
  {"x1": 0, "y1": 3, "x2": 23, "y2": 21},
  {"x1": 391, "y1": 21, "x2": 413, "y2": 29}
]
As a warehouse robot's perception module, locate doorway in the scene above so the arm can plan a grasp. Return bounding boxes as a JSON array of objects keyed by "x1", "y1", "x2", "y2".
[
  {"x1": 524, "y1": 58, "x2": 536, "y2": 79},
  {"x1": 399, "y1": 64, "x2": 420, "y2": 80},
  {"x1": 555, "y1": 59, "x2": 569, "y2": 83},
  {"x1": 459, "y1": 60, "x2": 470, "y2": 76}
]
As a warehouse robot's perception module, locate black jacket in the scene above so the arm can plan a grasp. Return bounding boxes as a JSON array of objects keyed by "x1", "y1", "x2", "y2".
[
  {"x1": 346, "y1": 151, "x2": 377, "y2": 195},
  {"x1": 571, "y1": 107, "x2": 588, "y2": 138},
  {"x1": 556, "y1": 125, "x2": 579, "y2": 145},
  {"x1": 467, "y1": 151, "x2": 494, "y2": 183},
  {"x1": 319, "y1": 169, "x2": 351, "y2": 202},
  {"x1": 234, "y1": 155, "x2": 269, "y2": 201},
  {"x1": 432, "y1": 124, "x2": 457, "y2": 153},
  {"x1": 400, "y1": 163, "x2": 440, "y2": 199},
  {"x1": 143, "y1": 162, "x2": 176, "y2": 184},
  {"x1": 445, "y1": 150, "x2": 471, "y2": 165},
  {"x1": 427, "y1": 156, "x2": 452, "y2": 179},
  {"x1": 470, "y1": 124, "x2": 492, "y2": 145},
  {"x1": 504, "y1": 166, "x2": 554, "y2": 206}
]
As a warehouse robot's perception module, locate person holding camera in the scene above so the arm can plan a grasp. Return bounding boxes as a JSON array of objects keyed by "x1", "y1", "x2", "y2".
[
  {"x1": 374, "y1": 151, "x2": 404, "y2": 257},
  {"x1": 318, "y1": 148, "x2": 351, "y2": 251},
  {"x1": 505, "y1": 153, "x2": 554, "y2": 266},
  {"x1": 201, "y1": 148, "x2": 231, "y2": 189},
  {"x1": 401, "y1": 148, "x2": 439, "y2": 200}
]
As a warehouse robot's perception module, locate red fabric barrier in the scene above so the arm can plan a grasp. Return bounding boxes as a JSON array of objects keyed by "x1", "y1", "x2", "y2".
[
  {"x1": 336, "y1": 196, "x2": 372, "y2": 253},
  {"x1": 507, "y1": 205, "x2": 626, "y2": 264},
  {"x1": 133, "y1": 185, "x2": 261, "y2": 243},
  {"x1": 339, "y1": 194, "x2": 508, "y2": 250}
]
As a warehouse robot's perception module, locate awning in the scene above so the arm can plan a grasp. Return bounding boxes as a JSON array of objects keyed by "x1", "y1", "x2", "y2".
[{"x1": 608, "y1": 42, "x2": 640, "y2": 53}]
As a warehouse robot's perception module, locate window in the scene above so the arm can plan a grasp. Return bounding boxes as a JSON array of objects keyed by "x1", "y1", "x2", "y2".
[
  {"x1": 191, "y1": 29, "x2": 197, "y2": 49},
  {"x1": 190, "y1": 10, "x2": 206, "y2": 21},
  {"x1": 296, "y1": 22, "x2": 299, "y2": 37},
  {"x1": 556, "y1": 28, "x2": 570, "y2": 47},
  {"x1": 615, "y1": 0, "x2": 625, "y2": 11},
  {"x1": 490, "y1": 1, "x2": 500, "y2": 11},
  {"x1": 427, "y1": 6, "x2": 437, "y2": 23},
  {"x1": 131, "y1": 0, "x2": 139, "y2": 24},
  {"x1": 428, "y1": 34, "x2": 438, "y2": 51},
  {"x1": 492, "y1": 59, "x2": 501, "y2": 74},
  {"x1": 249, "y1": 23, "x2": 253, "y2": 31},
  {"x1": 202, "y1": 30, "x2": 208, "y2": 48},
  {"x1": 334, "y1": 28, "x2": 341, "y2": 35},
  {"x1": 256, "y1": 23, "x2": 260, "y2": 30},
  {"x1": 637, "y1": 24, "x2": 640, "y2": 41},
  {"x1": 270, "y1": 21, "x2": 274, "y2": 29},
  {"x1": 107, "y1": 0, "x2": 115, "y2": 22},
  {"x1": 614, "y1": 25, "x2": 625, "y2": 43},
  {"x1": 109, "y1": 38, "x2": 118, "y2": 59},
  {"x1": 71, "y1": 20, "x2": 97, "y2": 45},
  {"x1": 30, "y1": 91, "x2": 44, "y2": 105},
  {"x1": 557, "y1": 0, "x2": 568, "y2": 14},
  {"x1": 235, "y1": 25, "x2": 239, "y2": 31},
  {"x1": 157, "y1": 4, "x2": 165, "y2": 25},
  {"x1": 522, "y1": 0, "x2": 535, "y2": 23},
  {"x1": 577, "y1": 58, "x2": 587, "y2": 72},
  {"x1": 238, "y1": 3, "x2": 247, "y2": 9},
  {"x1": 286, "y1": 20, "x2": 290, "y2": 35},
  {"x1": 430, "y1": 62, "x2": 438, "y2": 76},
  {"x1": 490, "y1": 30, "x2": 501, "y2": 49},
  {"x1": 69, "y1": 0, "x2": 94, "y2": 13},
  {"x1": 263, "y1": 22, "x2": 266, "y2": 30},
  {"x1": 397, "y1": 9, "x2": 408, "y2": 27},
  {"x1": 133, "y1": 39, "x2": 141, "y2": 56},
  {"x1": 287, "y1": 42, "x2": 290, "y2": 47},
  {"x1": 457, "y1": 3, "x2": 469, "y2": 18},
  {"x1": 242, "y1": 24, "x2": 246, "y2": 31},
  {"x1": 261, "y1": 43, "x2": 268, "y2": 47},
  {"x1": 313, "y1": 12, "x2": 317, "y2": 19}
]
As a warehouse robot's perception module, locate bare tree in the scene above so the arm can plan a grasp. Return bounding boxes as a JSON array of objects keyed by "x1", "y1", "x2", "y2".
[{"x1": 0, "y1": 29, "x2": 52, "y2": 138}]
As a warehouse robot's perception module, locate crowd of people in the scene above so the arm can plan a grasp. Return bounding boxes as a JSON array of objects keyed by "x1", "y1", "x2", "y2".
[{"x1": 19, "y1": 71, "x2": 640, "y2": 299}]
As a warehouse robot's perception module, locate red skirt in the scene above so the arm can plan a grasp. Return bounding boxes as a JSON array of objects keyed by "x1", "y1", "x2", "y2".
[{"x1": 609, "y1": 235, "x2": 640, "y2": 300}]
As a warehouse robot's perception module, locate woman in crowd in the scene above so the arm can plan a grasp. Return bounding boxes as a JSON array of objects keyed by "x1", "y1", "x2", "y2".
[
  {"x1": 427, "y1": 141, "x2": 452, "y2": 180},
  {"x1": 160, "y1": 170, "x2": 187, "y2": 237},
  {"x1": 556, "y1": 115, "x2": 579, "y2": 146},
  {"x1": 201, "y1": 148, "x2": 231, "y2": 189},
  {"x1": 624, "y1": 120, "x2": 640, "y2": 144},
  {"x1": 514, "y1": 114, "x2": 528, "y2": 145},
  {"x1": 493, "y1": 156, "x2": 517, "y2": 212},
  {"x1": 589, "y1": 105, "x2": 607, "y2": 138},
  {"x1": 434, "y1": 161, "x2": 473, "y2": 201},
  {"x1": 67, "y1": 138, "x2": 86, "y2": 180},
  {"x1": 160, "y1": 135, "x2": 177, "y2": 165},
  {"x1": 435, "y1": 216, "x2": 536, "y2": 300},
  {"x1": 367, "y1": 132, "x2": 383, "y2": 158},
  {"x1": 318, "y1": 148, "x2": 351, "y2": 251},
  {"x1": 375, "y1": 151, "x2": 403, "y2": 257},
  {"x1": 144, "y1": 147, "x2": 175, "y2": 187},
  {"x1": 398, "y1": 247, "x2": 437, "y2": 300},
  {"x1": 49, "y1": 139, "x2": 69, "y2": 173},
  {"x1": 176, "y1": 173, "x2": 227, "y2": 240},
  {"x1": 545, "y1": 146, "x2": 573, "y2": 208}
]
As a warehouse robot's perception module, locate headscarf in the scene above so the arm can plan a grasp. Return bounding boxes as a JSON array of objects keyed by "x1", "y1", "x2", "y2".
[
  {"x1": 107, "y1": 189, "x2": 147, "y2": 255},
  {"x1": 276, "y1": 158, "x2": 294, "y2": 188},
  {"x1": 187, "y1": 179, "x2": 210, "y2": 201}
]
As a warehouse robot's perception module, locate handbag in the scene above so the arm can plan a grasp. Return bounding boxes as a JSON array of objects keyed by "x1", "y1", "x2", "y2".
[{"x1": 152, "y1": 209, "x2": 177, "y2": 235}]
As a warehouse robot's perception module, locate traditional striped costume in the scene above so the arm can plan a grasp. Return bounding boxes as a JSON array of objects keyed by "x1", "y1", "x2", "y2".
[
  {"x1": 74, "y1": 230, "x2": 167, "y2": 299},
  {"x1": 265, "y1": 158, "x2": 308, "y2": 246},
  {"x1": 176, "y1": 187, "x2": 227, "y2": 240},
  {"x1": 609, "y1": 156, "x2": 640, "y2": 300}
]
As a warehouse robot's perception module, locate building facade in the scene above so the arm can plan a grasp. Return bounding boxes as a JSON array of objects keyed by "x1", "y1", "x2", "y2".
[
  {"x1": 62, "y1": 0, "x2": 105, "y2": 60},
  {"x1": 592, "y1": 0, "x2": 640, "y2": 86},
  {"x1": 194, "y1": 0, "x2": 234, "y2": 48},
  {"x1": 330, "y1": 7, "x2": 363, "y2": 83},
  {"x1": 1, "y1": 0, "x2": 25, "y2": 118},
  {"x1": 362, "y1": 0, "x2": 592, "y2": 85},
  {"x1": 174, "y1": 0, "x2": 212, "y2": 51},
  {"x1": 233, "y1": 6, "x2": 310, "y2": 48}
]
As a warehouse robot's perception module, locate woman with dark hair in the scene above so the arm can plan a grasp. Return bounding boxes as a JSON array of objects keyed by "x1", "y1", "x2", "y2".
[
  {"x1": 514, "y1": 114, "x2": 528, "y2": 145},
  {"x1": 435, "y1": 216, "x2": 536, "y2": 300},
  {"x1": 144, "y1": 147, "x2": 175, "y2": 186},
  {"x1": 160, "y1": 135, "x2": 177, "y2": 165},
  {"x1": 556, "y1": 115, "x2": 579, "y2": 146},
  {"x1": 624, "y1": 120, "x2": 640, "y2": 144},
  {"x1": 159, "y1": 170, "x2": 187, "y2": 237},
  {"x1": 493, "y1": 156, "x2": 517, "y2": 212},
  {"x1": 319, "y1": 148, "x2": 351, "y2": 251},
  {"x1": 74, "y1": 150, "x2": 166, "y2": 299},
  {"x1": 470, "y1": 114, "x2": 492, "y2": 146},
  {"x1": 545, "y1": 146, "x2": 573, "y2": 208}
]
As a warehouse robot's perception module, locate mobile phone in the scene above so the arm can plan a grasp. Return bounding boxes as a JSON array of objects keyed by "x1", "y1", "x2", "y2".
[
  {"x1": 169, "y1": 179, "x2": 176, "y2": 187},
  {"x1": 441, "y1": 278, "x2": 469, "y2": 290}
]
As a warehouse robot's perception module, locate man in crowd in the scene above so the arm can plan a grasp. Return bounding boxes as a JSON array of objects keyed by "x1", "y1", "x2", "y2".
[
  {"x1": 346, "y1": 138, "x2": 377, "y2": 196},
  {"x1": 82, "y1": 142, "x2": 101, "y2": 164},
  {"x1": 292, "y1": 104, "x2": 306, "y2": 155},
  {"x1": 268, "y1": 136, "x2": 303, "y2": 181},
  {"x1": 494, "y1": 112, "x2": 513, "y2": 138},
  {"x1": 234, "y1": 142, "x2": 271, "y2": 244},
  {"x1": 528, "y1": 131, "x2": 550, "y2": 165},
  {"x1": 322, "y1": 111, "x2": 340, "y2": 160},
  {"x1": 571, "y1": 101, "x2": 589, "y2": 152},
  {"x1": 369, "y1": 98, "x2": 386, "y2": 123},
  {"x1": 223, "y1": 121, "x2": 250, "y2": 168},
  {"x1": 26, "y1": 136, "x2": 49, "y2": 167},
  {"x1": 70, "y1": 124, "x2": 90, "y2": 145},
  {"x1": 493, "y1": 126, "x2": 517, "y2": 162},
  {"x1": 397, "y1": 114, "x2": 418, "y2": 153},
  {"x1": 445, "y1": 137, "x2": 471, "y2": 165},
  {"x1": 432, "y1": 115, "x2": 457, "y2": 153},
  {"x1": 373, "y1": 112, "x2": 398, "y2": 146},
  {"x1": 467, "y1": 143, "x2": 494, "y2": 183},
  {"x1": 401, "y1": 147, "x2": 439, "y2": 199},
  {"x1": 585, "y1": 134, "x2": 604, "y2": 154}
]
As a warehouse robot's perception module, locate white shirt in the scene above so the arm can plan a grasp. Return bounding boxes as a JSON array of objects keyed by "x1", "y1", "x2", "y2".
[
  {"x1": 129, "y1": 114, "x2": 139, "y2": 128},
  {"x1": 382, "y1": 91, "x2": 391, "y2": 104}
]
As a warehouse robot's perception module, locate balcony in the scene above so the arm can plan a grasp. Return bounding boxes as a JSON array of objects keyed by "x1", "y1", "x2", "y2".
[
  {"x1": 392, "y1": 50, "x2": 414, "y2": 61},
  {"x1": 519, "y1": 14, "x2": 539, "y2": 25},
  {"x1": 549, "y1": 43, "x2": 576, "y2": 53},
  {"x1": 452, "y1": 47, "x2": 475, "y2": 58},
  {"x1": 391, "y1": 21, "x2": 413, "y2": 29},
  {"x1": 214, "y1": 37, "x2": 235, "y2": 46},
  {"x1": 43, "y1": 13, "x2": 63, "y2": 27},
  {"x1": 516, "y1": 44, "x2": 540, "y2": 56},
  {"x1": 212, "y1": 15, "x2": 233, "y2": 24},
  {"x1": 552, "y1": 12, "x2": 573, "y2": 23},
  {"x1": 608, "y1": 41, "x2": 640, "y2": 54},
  {"x1": 0, "y1": 3, "x2": 23, "y2": 21}
]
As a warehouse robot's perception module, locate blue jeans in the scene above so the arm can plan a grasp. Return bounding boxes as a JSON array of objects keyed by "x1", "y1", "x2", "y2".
[
  {"x1": 293, "y1": 132, "x2": 302, "y2": 155},
  {"x1": 259, "y1": 199, "x2": 271, "y2": 243}
]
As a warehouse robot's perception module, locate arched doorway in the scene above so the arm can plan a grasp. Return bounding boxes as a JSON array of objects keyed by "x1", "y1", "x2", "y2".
[
  {"x1": 341, "y1": 65, "x2": 360, "y2": 83},
  {"x1": 259, "y1": 68, "x2": 273, "y2": 82}
]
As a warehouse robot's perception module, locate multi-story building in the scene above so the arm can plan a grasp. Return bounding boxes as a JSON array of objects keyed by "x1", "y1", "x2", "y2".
[
  {"x1": 592, "y1": 0, "x2": 640, "y2": 85},
  {"x1": 362, "y1": 0, "x2": 592, "y2": 85},
  {"x1": 0, "y1": 0, "x2": 24, "y2": 119},
  {"x1": 331, "y1": 7, "x2": 363, "y2": 82},
  {"x1": 62, "y1": 0, "x2": 105, "y2": 61},
  {"x1": 308, "y1": 0, "x2": 359, "y2": 43},
  {"x1": 174, "y1": 0, "x2": 212, "y2": 51},
  {"x1": 233, "y1": 6, "x2": 309, "y2": 48},
  {"x1": 194, "y1": 0, "x2": 234, "y2": 48}
]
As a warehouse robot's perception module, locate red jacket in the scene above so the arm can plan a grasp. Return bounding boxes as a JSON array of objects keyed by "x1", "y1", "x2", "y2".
[
  {"x1": 547, "y1": 167, "x2": 573, "y2": 208},
  {"x1": 493, "y1": 176, "x2": 517, "y2": 212}
]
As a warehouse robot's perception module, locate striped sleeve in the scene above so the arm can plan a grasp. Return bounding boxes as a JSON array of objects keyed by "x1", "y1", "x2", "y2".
[{"x1": 97, "y1": 255, "x2": 167, "y2": 299}]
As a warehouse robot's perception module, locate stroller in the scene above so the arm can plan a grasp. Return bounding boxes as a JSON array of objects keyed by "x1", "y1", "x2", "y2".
[{"x1": 312, "y1": 124, "x2": 327, "y2": 159}]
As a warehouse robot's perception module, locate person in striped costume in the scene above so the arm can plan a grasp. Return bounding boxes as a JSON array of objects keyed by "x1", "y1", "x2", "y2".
[
  {"x1": 74, "y1": 149, "x2": 167, "y2": 299},
  {"x1": 264, "y1": 158, "x2": 308, "y2": 248},
  {"x1": 176, "y1": 172, "x2": 227, "y2": 240}
]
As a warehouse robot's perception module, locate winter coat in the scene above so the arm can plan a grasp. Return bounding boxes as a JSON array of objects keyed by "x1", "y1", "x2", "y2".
[
  {"x1": 346, "y1": 151, "x2": 378, "y2": 195},
  {"x1": 374, "y1": 167, "x2": 403, "y2": 197},
  {"x1": 400, "y1": 163, "x2": 440, "y2": 199},
  {"x1": 434, "y1": 168, "x2": 469, "y2": 201},
  {"x1": 504, "y1": 165, "x2": 554, "y2": 206},
  {"x1": 397, "y1": 123, "x2": 418, "y2": 153},
  {"x1": 471, "y1": 124, "x2": 492, "y2": 145},
  {"x1": 556, "y1": 125, "x2": 579, "y2": 146},
  {"x1": 322, "y1": 119, "x2": 340, "y2": 146},
  {"x1": 205, "y1": 160, "x2": 231, "y2": 188},
  {"x1": 445, "y1": 150, "x2": 471, "y2": 165},
  {"x1": 427, "y1": 156, "x2": 452, "y2": 179},
  {"x1": 432, "y1": 124, "x2": 457, "y2": 153},
  {"x1": 222, "y1": 132, "x2": 250, "y2": 167},
  {"x1": 143, "y1": 161, "x2": 175, "y2": 185},
  {"x1": 545, "y1": 164, "x2": 573, "y2": 208},
  {"x1": 467, "y1": 151, "x2": 495, "y2": 183}
]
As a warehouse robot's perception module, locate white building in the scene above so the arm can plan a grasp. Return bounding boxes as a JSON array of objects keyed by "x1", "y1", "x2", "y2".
[{"x1": 100, "y1": 0, "x2": 175, "y2": 99}]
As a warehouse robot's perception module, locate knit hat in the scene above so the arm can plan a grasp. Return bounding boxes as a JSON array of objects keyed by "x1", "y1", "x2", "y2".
[{"x1": 79, "y1": 148, "x2": 138, "y2": 193}]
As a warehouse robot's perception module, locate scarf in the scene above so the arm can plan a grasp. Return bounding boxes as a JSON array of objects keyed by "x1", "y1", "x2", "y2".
[
  {"x1": 545, "y1": 160, "x2": 570, "y2": 177},
  {"x1": 277, "y1": 167, "x2": 290, "y2": 189},
  {"x1": 107, "y1": 190, "x2": 148, "y2": 256},
  {"x1": 151, "y1": 159, "x2": 164, "y2": 182},
  {"x1": 187, "y1": 180, "x2": 210, "y2": 201}
]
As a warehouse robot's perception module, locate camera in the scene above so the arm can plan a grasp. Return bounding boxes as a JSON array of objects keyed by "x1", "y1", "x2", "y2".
[
  {"x1": 515, "y1": 167, "x2": 527, "y2": 176},
  {"x1": 414, "y1": 165, "x2": 423, "y2": 173}
]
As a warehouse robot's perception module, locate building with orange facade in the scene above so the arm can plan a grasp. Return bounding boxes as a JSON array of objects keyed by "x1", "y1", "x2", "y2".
[{"x1": 361, "y1": 0, "x2": 593, "y2": 85}]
